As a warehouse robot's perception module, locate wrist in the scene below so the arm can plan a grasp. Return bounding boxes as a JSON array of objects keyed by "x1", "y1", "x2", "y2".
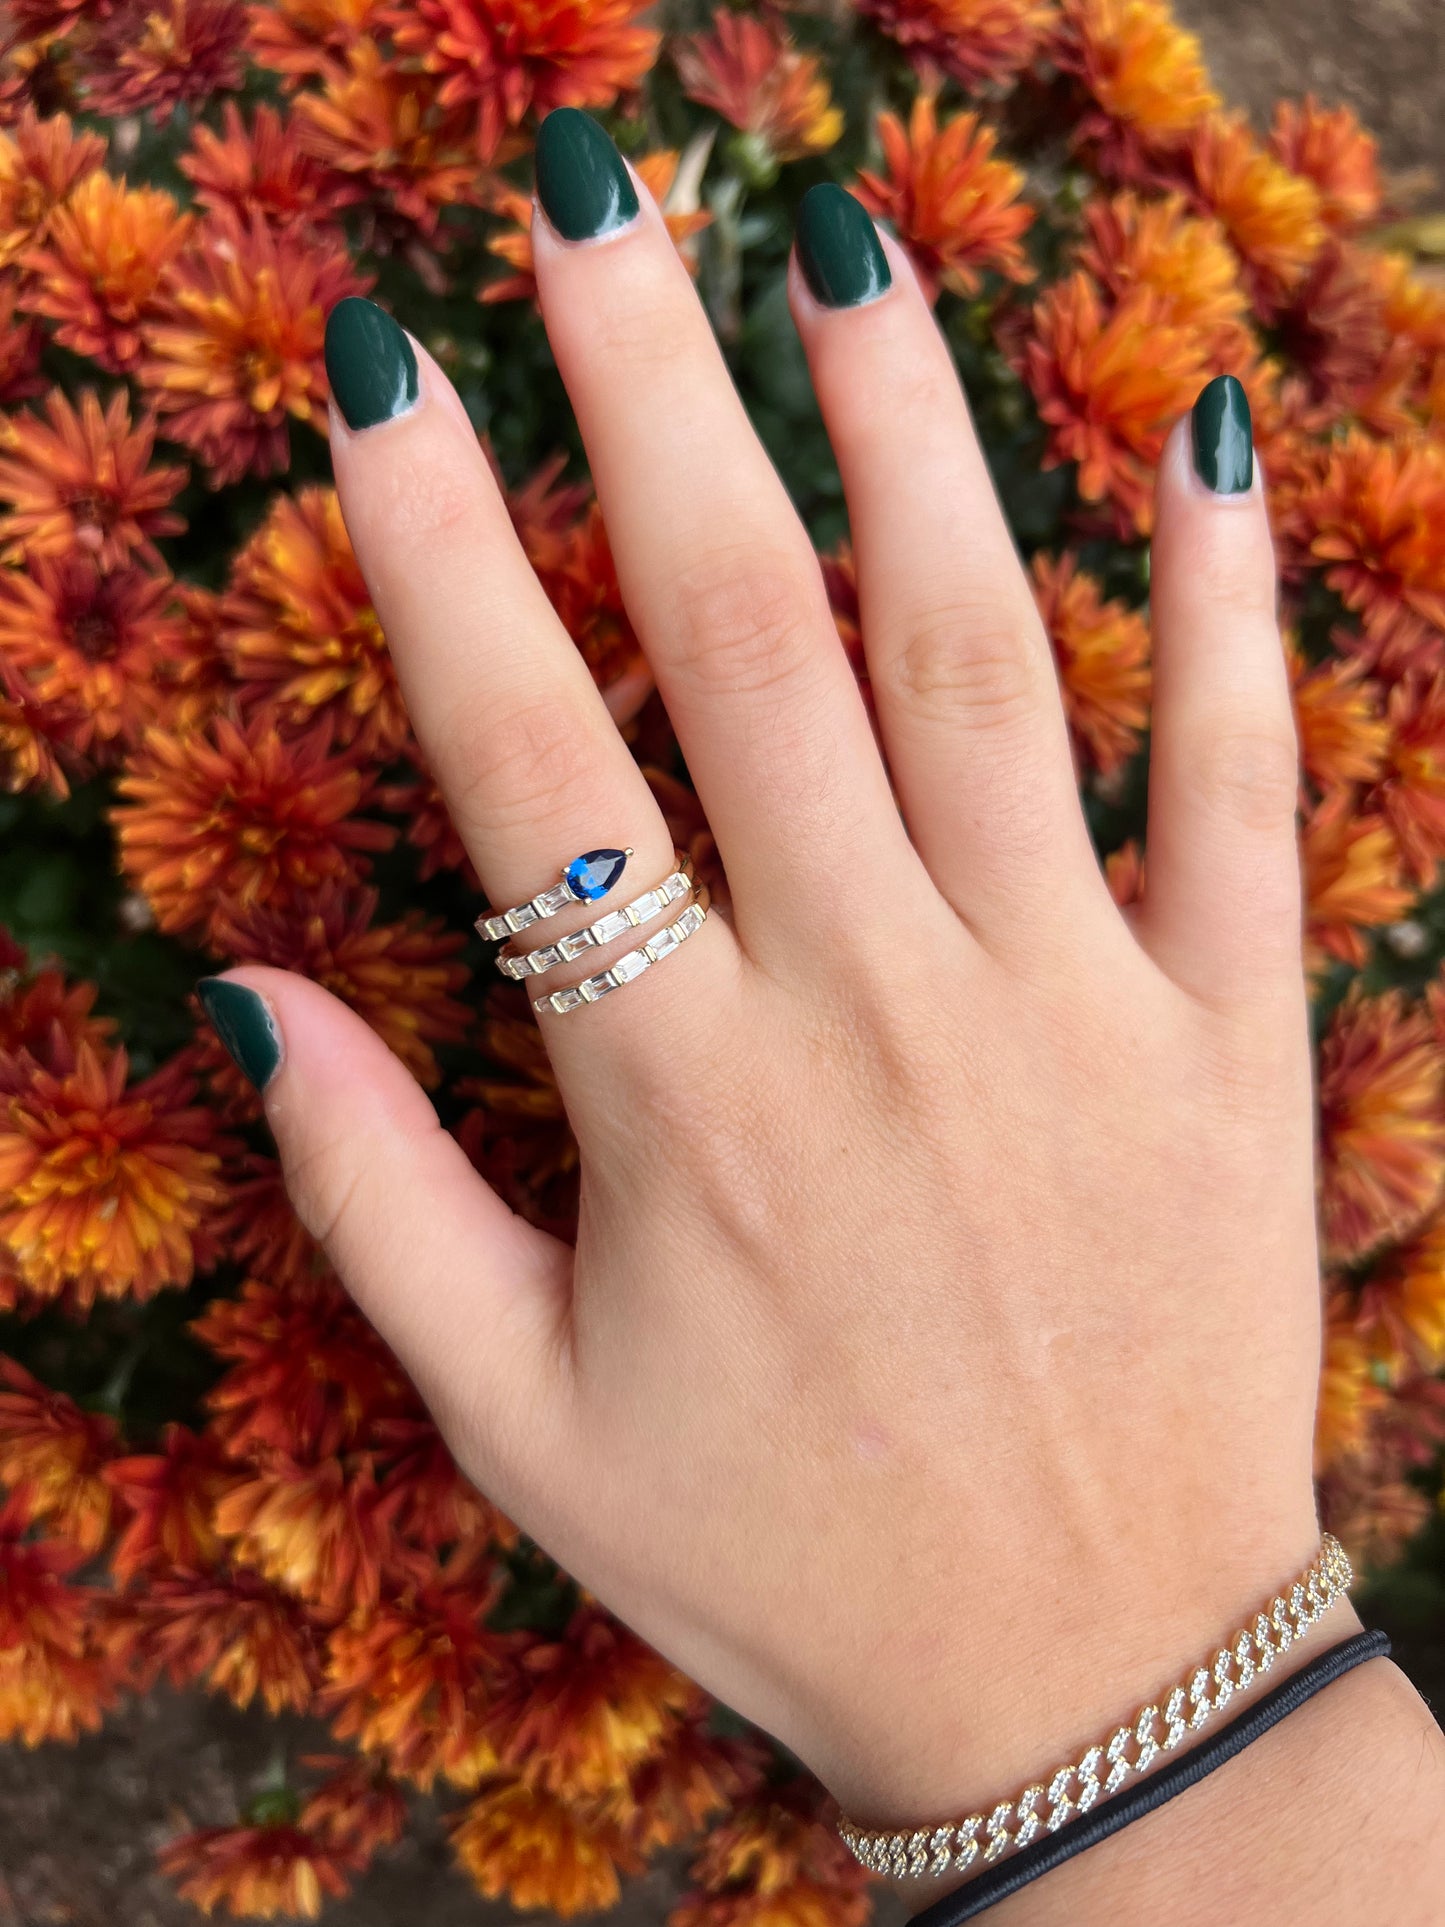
[
  {"x1": 981, "y1": 1656, "x2": 1445, "y2": 1926},
  {"x1": 810, "y1": 1528, "x2": 1348, "y2": 1864}
]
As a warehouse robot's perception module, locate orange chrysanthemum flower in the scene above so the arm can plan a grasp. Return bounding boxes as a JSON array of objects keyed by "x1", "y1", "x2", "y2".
[
  {"x1": 1300, "y1": 433, "x2": 1445, "y2": 654},
  {"x1": 531, "y1": 495, "x2": 651, "y2": 701},
  {"x1": 131, "y1": 1566, "x2": 321, "y2": 1712},
  {"x1": 451, "y1": 1778, "x2": 640, "y2": 1915},
  {"x1": 218, "y1": 485, "x2": 404, "y2": 753},
  {"x1": 300, "y1": 1758, "x2": 407, "y2": 1859},
  {"x1": 1269, "y1": 95, "x2": 1383, "y2": 236},
  {"x1": 0, "y1": 679, "x2": 71, "y2": 798},
  {"x1": 1057, "y1": 0, "x2": 1217, "y2": 172},
  {"x1": 113, "y1": 714, "x2": 394, "y2": 943},
  {"x1": 673, "y1": 10, "x2": 841, "y2": 166},
  {"x1": 0, "y1": 1510, "x2": 122, "y2": 1743},
  {"x1": 387, "y1": 0, "x2": 660, "y2": 158},
  {"x1": 105, "y1": 1424, "x2": 236, "y2": 1584},
  {"x1": 1030, "y1": 551, "x2": 1150, "y2": 774},
  {"x1": 1314, "y1": 1289, "x2": 1386, "y2": 1471},
  {"x1": 160, "y1": 1815, "x2": 354, "y2": 1919},
  {"x1": 674, "y1": 1789, "x2": 870, "y2": 1927},
  {"x1": 0, "y1": 388, "x2": 186, "y2": 570},
  {"x1": 0, "y1": 1357, "x2": 116, "y2": 1553},
  {"x1": 487, "y1": 1607, "x2": 694, "y2": 1801},
  {"x1": 1077, "y1": 190, "x2": 1251, "y2": 361},
  {"x1": 1363, "y1": 1209, "x2": 1445, "y2": 1373},
  {"x1": 856, "y1": 0, "x2": 1056, "y2": 91},
  {"x1": 215, "y1": 1455, "x2": 403, "y2": 1614},
  {"x1": 0, "y1": 554, "x2": 188, "y2": 760},
  {"x1": 1289, "y1": 647, "x2": 1390, "y2": 795},
  {"x1": 485, "y1": 150, "x2": 709, "y2": 304},
  {"x1": 246, "y1": 0, "x2": 386, "y2": 86},
  {"x1": 181, "y1": 101, "x2": 338, "y2": 237},
  {"x1": 1375, "y1": 673, "x2": 1445, "y2": 886},
  {"x1": 1022, "y1": 272, "x2": 1207, "y2": 532},
  {"x1": 0, "y1": 1041, "x2": 224, "y2": 1307},
  {"x1": 381, "y1": 753, "x2": 478, "y2": 886},
  {"x1": 140, "y1": 209, "x2": 369, "y2": 487},
  {"x1": 23, "y1": 171, "x2": 193, "y2": 375},
  {"x1": 854, "y1": 97, "x2": 1033, "y2": 305},
  {"x1": 195, "y1": 1271, "x2": 414, "y2": 1462},
  {"x1": 1188, "y1": 111, "x2": 1325, "y2": 311},
  {"x1": 293, "y1": 41, "x2": 485, "y2": 245},
  {"x1": 1301, "y1": 789, "x2": 1414, "y2": 973},
  {"x1": 0, "y1": 278, "x2": 46, "y2": 404},
  {"x1": 323, "y1": 1565, "x2": 507, "y2": 1788},
  {"x1": 628, "y1": 1718, "x2": 760, "y2": 1853},
  {"x1": 212, "y1": 885, "x2": 469, "y2": 1089},
  {"x1": 456, "y1": 990, "x2": 577, "y2": 1237},
  {"x1": 0, "y1": 110, "x2": 105, "y2": 270},
  {"x1": 1317, "y1": 988, "x2": 1445, "y2": 1264},
  {"x1": 84, "y1": 0, "x2": 247, "y2": 123},
  {"x1": 0, "y1": 947, "x2": 113, "y2": 1073}
]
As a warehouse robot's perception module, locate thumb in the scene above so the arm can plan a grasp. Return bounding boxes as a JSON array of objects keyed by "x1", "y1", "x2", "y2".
[{"x1": 197, "y1": 968, "x2": 571, "y2": 1507}]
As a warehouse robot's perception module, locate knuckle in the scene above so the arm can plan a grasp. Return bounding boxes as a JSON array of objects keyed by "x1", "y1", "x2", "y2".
[
  {"x1": 285, "y1": 1129, "x2": 373, "y2": 1252},
  {"x1": 444, "y1": 692, "x2": 595, "y2": 839},
  {"x1": 365, "y1": 441, "x2": 486, "y2": 551},
  {"x1": 668, "y1": 546, "x2": 822, "y2": 700},
  {"x1": 1195, "y1": 722, "x2": 1300, "y2": 829},
  {"x1": 887, "y1": 598, "x2": 1045, "y2": 733},
  {"x1": 587, "y1": 274, "x2": 698, "y2": 376}
]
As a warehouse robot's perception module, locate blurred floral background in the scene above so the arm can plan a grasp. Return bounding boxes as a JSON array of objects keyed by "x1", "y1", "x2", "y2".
[{"x1": 0, "y1": 0, "x2": 1442, "y2": 1917}]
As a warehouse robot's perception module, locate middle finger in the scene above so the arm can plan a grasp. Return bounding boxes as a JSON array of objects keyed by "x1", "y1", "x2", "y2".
[{"x1": 529, "y1": 111, "x2": 918, "y2": 961}]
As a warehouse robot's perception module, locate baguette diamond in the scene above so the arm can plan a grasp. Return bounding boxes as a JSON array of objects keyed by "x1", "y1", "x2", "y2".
[
  {"x1": 497, "y1": 868, "x2": 692, "y2": 980},
  {"x1": 534, "y1": 901, "x2": 707, "y2": 1015}
]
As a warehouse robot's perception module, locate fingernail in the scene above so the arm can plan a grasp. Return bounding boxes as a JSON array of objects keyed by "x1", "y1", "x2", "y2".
[
  {"x1": 1191, "y1": 374, "x2": 1253, "y2": 495},
  {"x1": 795, "y1": 184, "x2": 892, "y2": 309},
  {"x1": 196, "y1": 979, "x2": 281, "y2": 1091},
  {"x1": 534, "y1": 108, "x2": 639, "y2": 242},
  {"x1": 324, "y1": 296, "x2": 419, "y2": 431}
]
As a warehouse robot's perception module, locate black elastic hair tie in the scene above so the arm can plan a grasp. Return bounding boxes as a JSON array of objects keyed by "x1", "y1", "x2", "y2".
[{"x1": 906, "y1": 1628, "x2": 1392, "y2": 1927}]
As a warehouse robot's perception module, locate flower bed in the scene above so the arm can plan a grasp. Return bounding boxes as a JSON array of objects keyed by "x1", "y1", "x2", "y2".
[{"x1": 0, "y1": 0, "x2": 1443, "y2": 1915}]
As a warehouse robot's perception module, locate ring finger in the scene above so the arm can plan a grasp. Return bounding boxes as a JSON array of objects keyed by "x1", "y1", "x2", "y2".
[{"x1": 322, "y1": 298, "x2": 715, "y2": 1044}]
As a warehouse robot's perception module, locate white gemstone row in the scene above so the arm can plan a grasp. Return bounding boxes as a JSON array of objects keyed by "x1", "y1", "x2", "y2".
[
  {"x1": 534, "y1": 902, "x2": 707, "y2": 1015},
  {"x1": 838, "y1": 1535, "x2": 1352, "y2": 1882},
  {"x1": 476, "y1": 876, "x2": 580, "y2": 943},
  {"x1": 497, "y1": 871, "x2": 692, "y2": 980}
]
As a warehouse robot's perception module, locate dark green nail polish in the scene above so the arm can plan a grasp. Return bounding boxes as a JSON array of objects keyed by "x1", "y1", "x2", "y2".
[
  {"x1": 1191, "y1": 373, "x2": 1253, "y2": 495},
  {"x1": 534, "y1": 108, "x2": 639, "y2": 242},
  {"x1": 197, "y1": 979, "x2": 281, "y2": 1091},
  {"x1": 324, "y1": 297, "x2": 418, "y2": 431},
  {"x1": 795, "y1": 183, "x2": 891, "y2": 309}
]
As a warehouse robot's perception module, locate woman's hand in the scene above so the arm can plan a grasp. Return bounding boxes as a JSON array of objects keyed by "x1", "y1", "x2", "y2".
[{"x1": 204, "y1": 110, "x2": 1390, "y2": 1858}]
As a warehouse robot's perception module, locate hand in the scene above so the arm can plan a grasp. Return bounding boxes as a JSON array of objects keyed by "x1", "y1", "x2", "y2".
[{"x1": 209, "y1": 115, "x2": 1335, "y2": 1836}]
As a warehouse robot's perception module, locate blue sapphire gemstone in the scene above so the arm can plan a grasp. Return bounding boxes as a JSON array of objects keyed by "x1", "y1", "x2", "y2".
[{"x1": 565, "y1": 848, "x2": 628, "y2": 902}]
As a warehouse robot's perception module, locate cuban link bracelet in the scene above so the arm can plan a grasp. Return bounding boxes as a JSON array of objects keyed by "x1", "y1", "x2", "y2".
[
  {"x1": 497, "y1": 865, "x2": 693, "y2": 980},
  {"x1": 837, "y1": 1534, "x2": 1353, "y2": 1882},
  {"x1": 534, "y1": 900, "x2": 708, "y2": 1015}
]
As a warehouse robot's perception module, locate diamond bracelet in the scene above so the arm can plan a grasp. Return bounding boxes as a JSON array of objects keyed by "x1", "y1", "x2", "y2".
[
  {"x1": 497, "y1": 866, "x2": 693, "y2": 980},
  {"x1": 836, "y1": 1534, "x2": 1353, "y2": 1883}
]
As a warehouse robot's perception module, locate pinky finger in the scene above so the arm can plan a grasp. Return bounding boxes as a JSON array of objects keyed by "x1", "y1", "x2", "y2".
[{"x1": 1135, "y1": 377, "x2": 1303, "y2": 1008}]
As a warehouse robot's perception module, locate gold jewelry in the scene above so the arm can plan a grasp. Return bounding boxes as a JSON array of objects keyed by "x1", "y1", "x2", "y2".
[
  {"x1": 836, "y1": 1534, "x2": 1352, "y2": 1882},
  {"x1": 532, "y1": 898, "x2": 709, "y2": 1014},
  {"x1": 497, "y1": 859, "x2": 693, "y2": 979}
]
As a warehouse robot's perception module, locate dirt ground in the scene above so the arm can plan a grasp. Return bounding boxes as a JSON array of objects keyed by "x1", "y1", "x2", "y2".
[
  {"x1": 1175, "y1": 0, "x2": 1443, "y2": 173},
  {"x1": 2, "y1": 5, "x2": 1441, "y2": 1922}
]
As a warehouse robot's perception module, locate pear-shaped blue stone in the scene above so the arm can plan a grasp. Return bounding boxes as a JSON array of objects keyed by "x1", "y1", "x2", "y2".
[{"x1": 565, "y1": 848, "x2": 628, "y2": 902}]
